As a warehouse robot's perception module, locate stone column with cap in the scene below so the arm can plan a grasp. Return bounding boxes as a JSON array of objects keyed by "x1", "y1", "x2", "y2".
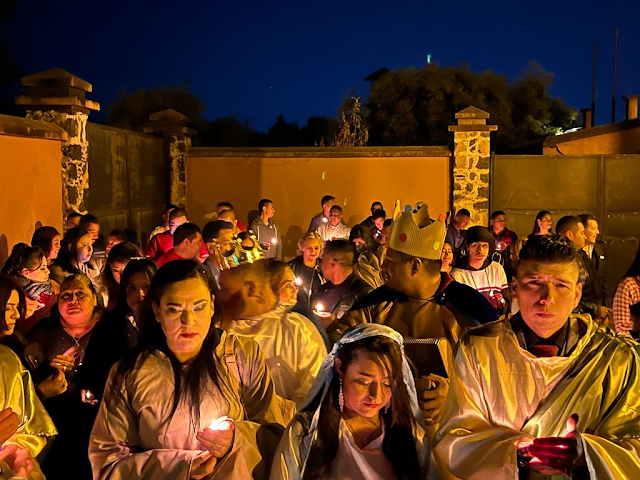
[
  {"x1": 448, "y1": 106, "x2": 498, "y2": 227},
  {"x1": 15, "y1": 69, "x2": 99, "y2": 217},
  {"x1": 143, "y1": 109, "x2": 196, "y2": 208}
]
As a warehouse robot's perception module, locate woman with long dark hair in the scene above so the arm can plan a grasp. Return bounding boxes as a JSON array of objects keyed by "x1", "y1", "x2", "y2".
[
  {"x1": 50, "y1": 226, "x2": 104, "y2": 288},
  {"x1": 79, "y1": 259, "x2": 156, "y2": 402},
  {"x1": 613, "y1": 246, "x2": 640, "y2": 335},
  {"x1": 89, "y1": 260, "x2": 289, "y2": 479},
  {"x1": 0, "y1": 274, "x2": 57, "y2": 478},
  {"x1": 31, "y1": 226, "x2": 61, "y2": 266},
  {"x1": 530, "y1": 210, "x2": 553, "y2": 236},
  {"x1": 96, "y1": 241, "x2": 143, "y2": 310},
  {"x1": 270, "y1": 324, "x2": 434, "y2": 480}
]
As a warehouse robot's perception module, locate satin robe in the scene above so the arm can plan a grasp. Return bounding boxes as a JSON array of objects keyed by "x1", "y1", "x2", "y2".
[
  {"x1": 0, "y1": 345, "x2": 56, "y2": 480},
  {"x1": 270, "y1": 413, "x2": 436, "y2": 480},
  {"x1": 434, "y1": 314, "x2": 640, "y2": 479},
  {"x1": 89, "y1": 333, "x2": 287, "y2": 480},
  {"x1": 223, "y1": 303, "x2": 328, "y2": 407}
]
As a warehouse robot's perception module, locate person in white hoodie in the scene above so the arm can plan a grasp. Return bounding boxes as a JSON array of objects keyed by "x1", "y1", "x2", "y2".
[{"x1": 316, "y1": 205, "x2": 351, "y2": 242}]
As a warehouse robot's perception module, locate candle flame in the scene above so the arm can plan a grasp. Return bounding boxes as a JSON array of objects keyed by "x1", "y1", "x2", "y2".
[
  {"x1": 208, "y1": 416, "x2": 232, "y2": 431},
  {"x1": 271, "y1": 237, "x2": 278, "y2": 245},
  {"x1": 294, "y1": 277, "x2": 303, "y2": 286},
  {"x1": 314, "y1": 302, "x2": 324, "y2": 313}
]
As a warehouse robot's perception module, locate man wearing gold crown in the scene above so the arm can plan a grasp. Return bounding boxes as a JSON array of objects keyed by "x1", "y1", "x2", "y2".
[
  {"x1": 434, "y1": 234, "x2": 640, "y2": 479},
  {"x1": 337, "y1": 203, "x2": 497, "y2": 425}
]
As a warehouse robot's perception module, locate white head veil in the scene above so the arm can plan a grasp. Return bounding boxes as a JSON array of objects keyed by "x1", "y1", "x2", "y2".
[{"x1": 302, "y1": 323, "x2": 423, "y2": 433}]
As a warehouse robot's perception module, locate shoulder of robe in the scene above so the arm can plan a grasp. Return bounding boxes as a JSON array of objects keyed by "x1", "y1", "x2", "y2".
[
  {"x1": 439, "y1": 280, "x2": 498, "y2": 325},
  {"x1": 0, "y1": 344, "x2": 22, "y2": 368}
]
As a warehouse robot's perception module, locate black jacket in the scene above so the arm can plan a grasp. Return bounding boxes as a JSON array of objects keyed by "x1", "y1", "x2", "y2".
[
  {"x1": 288, "y1": 256, "x2": 324, "y2": 311},
  {"x1": 312, "y1": 272, "x2": 373, "y2": 319}
]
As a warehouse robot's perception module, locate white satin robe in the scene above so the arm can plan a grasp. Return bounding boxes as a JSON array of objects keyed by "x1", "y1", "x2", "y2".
[{"x1": 89, "y1": 333, "x2": 287, "y2": 480}]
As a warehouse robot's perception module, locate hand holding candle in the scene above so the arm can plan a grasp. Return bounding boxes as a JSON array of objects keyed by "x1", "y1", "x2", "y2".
[
  {"x1": 313, "y1": 302, "x2": 336, "y2": 327},
  {"x1": 197, "y1": 416, "x2": 235, "y2": 458},
  {"x1": 517, "y1": 414, "x2": 583, "y2": 477}
]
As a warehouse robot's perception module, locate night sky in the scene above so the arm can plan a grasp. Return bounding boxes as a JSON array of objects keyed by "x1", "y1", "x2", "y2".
[{"x1": 6, "y1": 0, "x2": 639, "y2": 131}]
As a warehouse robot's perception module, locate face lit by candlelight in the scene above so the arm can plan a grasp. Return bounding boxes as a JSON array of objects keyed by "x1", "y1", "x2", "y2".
[{"x1": 152, "y1": 277, "x2": 214, "y2": 363}]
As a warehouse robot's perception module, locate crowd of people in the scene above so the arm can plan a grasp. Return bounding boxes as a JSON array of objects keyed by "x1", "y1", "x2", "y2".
[{"x1": 1, "y1": 196, "x2": 640, "y2": 480}]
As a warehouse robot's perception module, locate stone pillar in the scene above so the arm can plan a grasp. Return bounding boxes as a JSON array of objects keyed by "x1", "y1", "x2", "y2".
[
  {"x1": 448, "y1": 106, "x2": 498, "y2": 227},
  {"x1": 15, "y1": 68, "x2": 99, "y2": 217},
  {"x1": 143, "y1": 109, "x2": 196, "y2": 208}
]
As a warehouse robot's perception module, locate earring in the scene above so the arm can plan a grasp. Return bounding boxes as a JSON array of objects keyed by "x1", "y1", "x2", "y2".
[
  {"x1": 339, "y1": 379, "x2": 344, "y2": 413},
  {"x1": 384, "y1": 401, "x2": 390, "y2": 415}
]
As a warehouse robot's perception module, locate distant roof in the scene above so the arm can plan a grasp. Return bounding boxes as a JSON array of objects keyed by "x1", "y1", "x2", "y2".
[
  {"x1": 544, "y1": 118, "x2": 640, "y2": 147},
  {"x1": 364, "y1": 68, "x2": 390, "y2": 82}
]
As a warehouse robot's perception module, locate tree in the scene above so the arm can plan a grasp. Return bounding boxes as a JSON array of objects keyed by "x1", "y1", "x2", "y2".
[
  {"x1": 366, "y1": 62, "x2": 576, "y2": 151},
  {"x1": 265, "y1": 114, "x2": 302, "y2": 146},
  {"x1": 332, "y1": 97, "x2": 369, "y2": 146}
]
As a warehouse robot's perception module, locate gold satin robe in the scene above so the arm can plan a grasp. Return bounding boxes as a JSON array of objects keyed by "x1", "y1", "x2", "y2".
[
  {"x1": 0, "y1": 345, "x2": 57, "y2": 479},
  {"x1": 434, "y1": 315, "x2": 640, "y2": 479},
  {"x1": 89, "y1": 333, "x2": 287, "y2": 480},
  {"x1": 223, "y1": 303, "x2": 328, "y2": 407}
]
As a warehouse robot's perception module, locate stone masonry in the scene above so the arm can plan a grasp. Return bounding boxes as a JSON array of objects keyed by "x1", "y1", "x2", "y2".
[
  {"x1": 16, "y1": 69, "x2": 99, "y2": 217},
  {"x1": 449, "y1": 106, "x2": 497, "y2": 227},
  {"x1": 143, "y1": 109, "x2": 196, "y2": 208}
]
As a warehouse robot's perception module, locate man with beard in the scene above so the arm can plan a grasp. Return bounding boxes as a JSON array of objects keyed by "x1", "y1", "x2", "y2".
[
  {"x1": 218, "y1": 261, "x2": 327, "y2": 408},
  {"x1": 435, "y1": 234, "x2": 640, "y2": 479},
  {"x1": 451, "y1": 226, "x2": 510, "y2": 315},
  {"x1": 338, "y1": 203, "x2": 496, "y2": 427}
]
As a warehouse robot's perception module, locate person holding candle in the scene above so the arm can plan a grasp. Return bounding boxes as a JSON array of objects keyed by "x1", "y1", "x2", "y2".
[
  {"x1": 270, "y1": 323, "x2": 435, "y2": 480},
  {"x1": 316, "y1": 205, "x2": 351, "y2": 243},
  {"x1": 288, "y1": 232, "x2": 324, "y2": 312},
  {"x1": 250, "y1": 198, "x2": 282, "y2": 260},
  {"x1": 219, "y1": 260, "x2": 327, "y2": 408},
  {"x1": 89, "y1": 260, "x2": 288, "y2": 479},
  {"x1": 434, "y1": 234, "x2": 640, "y2": 479}
]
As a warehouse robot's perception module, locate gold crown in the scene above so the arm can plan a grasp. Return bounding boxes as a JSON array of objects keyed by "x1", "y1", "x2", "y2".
[{"x1": 388, "y1": 203, "x2": 446, "y2": 260}]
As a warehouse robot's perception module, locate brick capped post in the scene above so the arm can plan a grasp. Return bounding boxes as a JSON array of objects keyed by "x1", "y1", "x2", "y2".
[
  {"x1": 143, "y1": 109, "x2": 196, "y2": 208},
  {"x1": 448, "y1": 106, "x2": 498, "y2": 227},
  {"x1": 15, "y1": 69, "x2": 99, "y2": 217}
]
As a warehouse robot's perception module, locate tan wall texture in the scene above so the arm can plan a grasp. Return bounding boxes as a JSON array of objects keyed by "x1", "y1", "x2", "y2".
[
  {"x1": 543, "y1": 127, "x2": 640, "y2": 155},
  {"x1": 187, "y1": 148, "x2": 451, "y2": 259},
  {"x1": 0, "y1": 134, "x2": 63, "y2": 263}
]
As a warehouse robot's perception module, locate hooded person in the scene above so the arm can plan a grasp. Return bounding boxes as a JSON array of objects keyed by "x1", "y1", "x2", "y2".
[
  {"x1": 218, "y1": 261, "x2": 328, "y2": 409},
  {"x1": 270, "y1": 324, "x2": 436, "y2": 480},
  {"x1": 336, "y1": 203, "x2": 496, "y2": 433},
  {"x1": 451, "y1": 225, "x2": 510, "y2": 315}
]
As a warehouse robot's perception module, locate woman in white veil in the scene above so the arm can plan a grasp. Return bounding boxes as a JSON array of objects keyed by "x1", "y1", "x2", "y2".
[{"x1": 270, "y1": 323, "x2": 436, "y2": 480}]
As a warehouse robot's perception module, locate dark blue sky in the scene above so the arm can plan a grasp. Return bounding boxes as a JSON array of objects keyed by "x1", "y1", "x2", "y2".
[{"x1": 6, "y1": 0, "x2": 639, "y2": 131}]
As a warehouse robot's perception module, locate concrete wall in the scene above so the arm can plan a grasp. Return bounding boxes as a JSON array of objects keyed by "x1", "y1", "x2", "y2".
[
  {"x1": 187, "y1": 147, "x2": 451, "y2": 259},
  {"x1": 0, "y1": 115, "x2": 65, "y2": 263},
  {"x1": 86, "y1": 122, "x2": 168, "y2": 244}
]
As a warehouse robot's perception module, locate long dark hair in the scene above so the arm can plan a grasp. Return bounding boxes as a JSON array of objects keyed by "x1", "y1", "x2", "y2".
[
  {"x1": 1, "y1": 243, "x2": 46, "y2": 277},
  {"x1": 116, "y1": 259, "x2": 157, "y2": 313},
  {"x1": 55, "y1": 227, "x2": 90, "y2": 273},
  {"x1": 107, "y1": 260, "x2": 227, "y2": 431},
  {"x1": 531, "y1": 210, "x2": 552, "y2": 236},
  {"x1": 349, "y1": 224, "x2": 376, "y2": 254},
  {"x1": 302, "y1": 335, "x2": 422, "y2": 480},
  {"x1": 31, "y1": 226, "x2": 60, "y2": 260},
  {"x1": 101, "y1": 242, "x2": 143, "y2": 308},
  {"x1": 0, "y1": 275, "x2": 26, "y2": 333}
]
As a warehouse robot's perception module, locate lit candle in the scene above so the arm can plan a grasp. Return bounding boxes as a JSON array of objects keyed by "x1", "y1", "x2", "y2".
[
  {"x1": 271, "y1": 237, "x2": 278, "y2": 245},
  {"x1": 313, "y1": 302, "x2": 332, "y2": 318},
  {"x1": 208, "y1": 416, "x2": 233, "y2": 431},
  {"x1": 294, "y1": 277, "x2": 303, "y2": 287},
  {"x1": 322, "y1": 217, "x2": 328, "y2": 223},
  {"x1": 84, "y1": 390, "x2": 95, "y2": 401}
]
